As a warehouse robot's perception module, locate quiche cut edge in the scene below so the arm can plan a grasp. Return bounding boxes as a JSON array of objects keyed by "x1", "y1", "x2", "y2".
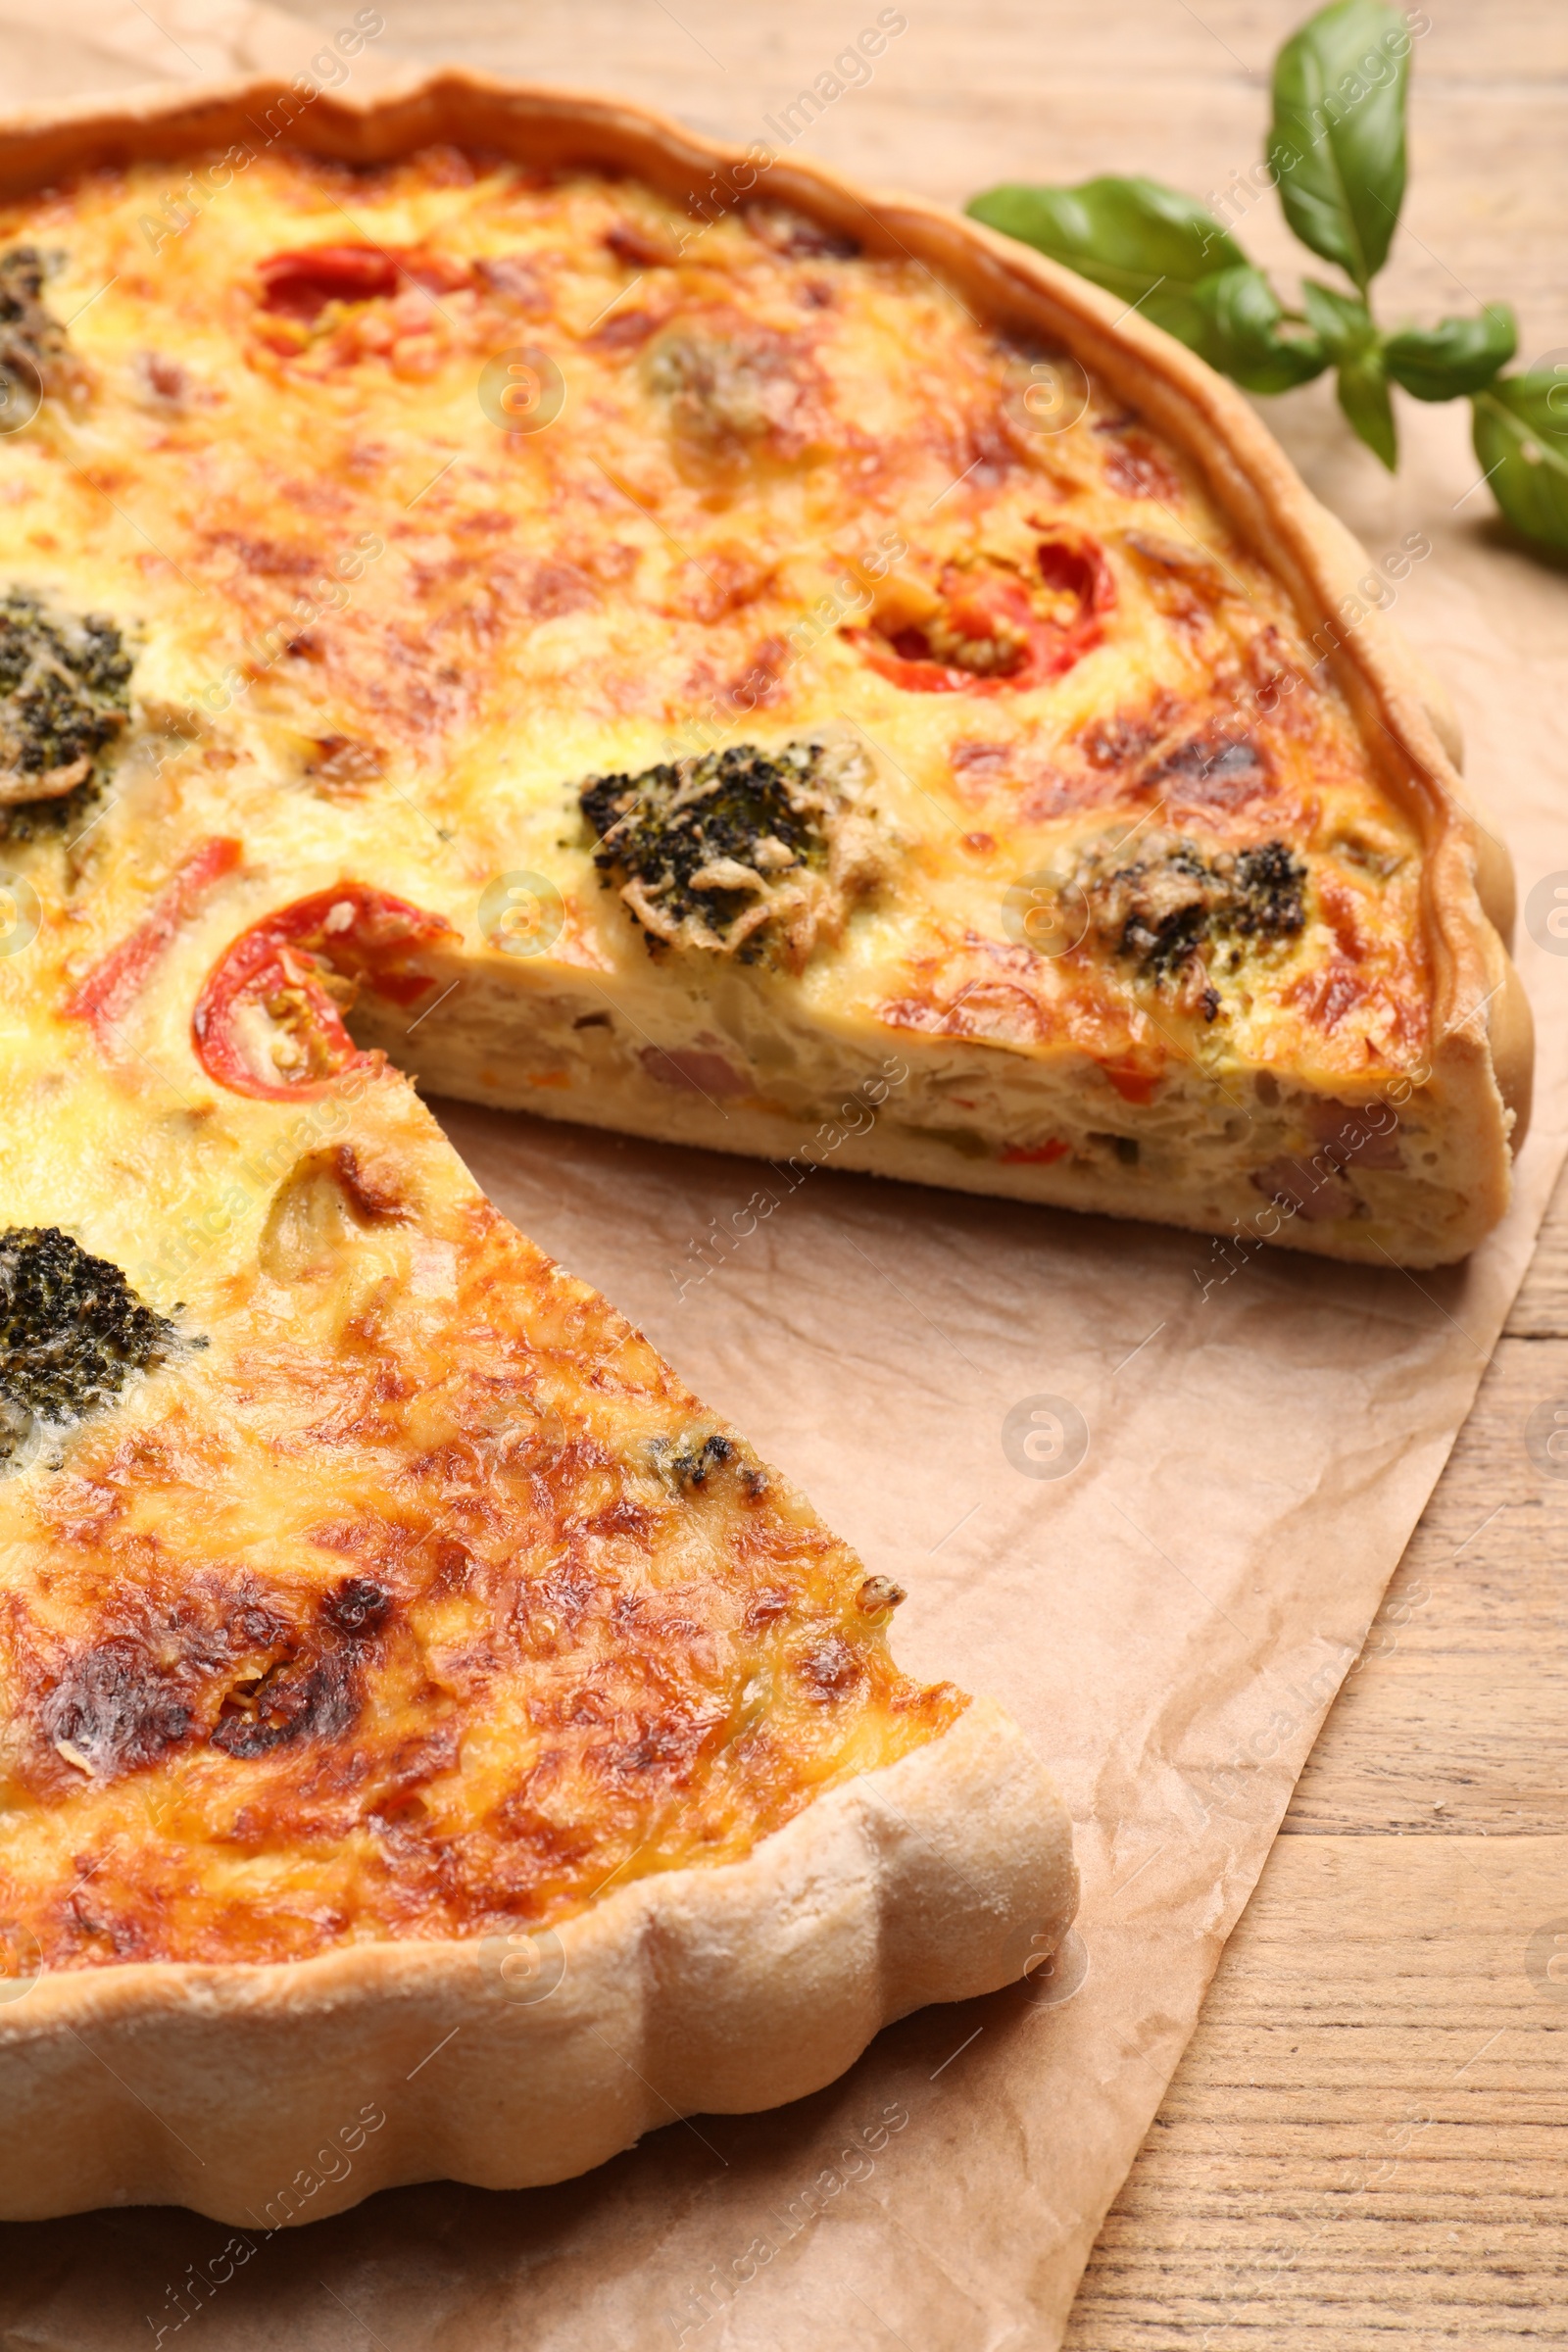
[
  {"x1": 0, "y1": 63, "x2": 1527, "y2": 1267},
  {"x1": 0, "y1": 1693, "x2": 1074, "y2": 2225}
]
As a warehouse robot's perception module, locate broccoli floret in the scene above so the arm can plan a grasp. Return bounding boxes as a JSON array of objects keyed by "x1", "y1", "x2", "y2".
[
  {"x1": 0, "y1": 1228, "x2": 180, "y2": 1466},
  {"x1": 0, "y1": 245, "x2": 72, "y2": 423},
  {"x1": 583, "y1": 741, "x2": 825, "y2": 954},
  {"x1": 0, "y1": 591, "x2": 133, "y2": 842},
  {"x1": 1230, "y1": 840, "x2": 1309, "y2": 942},
  {"x1": 580, "y1": 737, "x2": 884, "y2": 967},
  {"x1": 1078, "y1": 832, "x2": 1307, "y2": 997}
]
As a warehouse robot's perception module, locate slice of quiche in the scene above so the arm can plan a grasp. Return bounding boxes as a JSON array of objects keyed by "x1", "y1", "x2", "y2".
[
  {"x1": 0, "y1": 103, "x2": 1527, "y2": 1270},
  {"x1": 0, "y1": 957, "x2": 1073, "y2": 2221}
]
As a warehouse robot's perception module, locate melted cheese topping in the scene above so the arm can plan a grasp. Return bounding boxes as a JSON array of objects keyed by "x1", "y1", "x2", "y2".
[
  {"x1": 0, "y1": 1092, "x2": 957, "y2": 1968},
  {"x1": 0, "y1": 144, "x2": 1426, "y2": 1091}
]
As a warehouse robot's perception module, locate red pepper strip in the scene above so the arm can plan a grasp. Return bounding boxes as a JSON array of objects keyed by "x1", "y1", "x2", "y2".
[
  {"x1": 65, "y1": 836, "x2": 243, "y2": 1042},
  {"x1": 257, "y1": 245, "x2": 403, "y2": 319},
  {"x1": 192, "y1": 883, "x2": 457, "y2": 1102},
  {"x1": 1101, "y1": 1063, "x2": 1161, "y2": 1106},
  {"x1": 847, "y1": 538, "x2": 1115, "y2": 696},
  {"x1": 1001, "y1": 1139, "x2": 1070, "y2": 1164}
]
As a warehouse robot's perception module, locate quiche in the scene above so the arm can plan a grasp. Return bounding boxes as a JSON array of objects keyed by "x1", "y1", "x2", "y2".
[{"x1": 0, "y1": 63, "x2": 1530, "y2": 2223}]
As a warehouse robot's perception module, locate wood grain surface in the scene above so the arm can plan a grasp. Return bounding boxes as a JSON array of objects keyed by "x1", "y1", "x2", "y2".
[
  {"x1": 1065, "y1": 1222, "x2": 1568, "y2": 2347},
  {"x1": 259, "y1": 0, "x2": 1568, "y2": 2336}
]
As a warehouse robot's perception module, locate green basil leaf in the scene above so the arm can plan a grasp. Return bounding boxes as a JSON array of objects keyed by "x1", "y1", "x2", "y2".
[
  {"x1": 1191, "y1": 265, "x2": 1328, "y2": 393},
  {"x1": 1268, "y1": 0, "x2": 1410, "y2": 292},
  {"x1": 965, "y1": 177, "x2": 1248, "y2": 323},
  {"x1": 1300, "y1": 278, "x2": 1377, "y2": 358},
  {"x1": 1299, "y1": 289, "x2": 1396, "y2": 464},
  {"x1": 1337, "y1": 349, "x2": 1397, "y2": 469},
  {"x1": 1383, "y1": 305, "x2": 1517, "y2": 401},
  {"x1": 1471, "y1": 375, "x2": 1568, "y2": 555}
]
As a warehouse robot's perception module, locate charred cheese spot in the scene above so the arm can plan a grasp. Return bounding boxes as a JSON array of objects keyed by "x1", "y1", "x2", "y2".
[{"x1": 40, "y1": 1637, "x2": 195, "y2": 1778}]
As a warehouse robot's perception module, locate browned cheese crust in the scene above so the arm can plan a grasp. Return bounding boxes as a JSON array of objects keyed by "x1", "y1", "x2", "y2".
[{"x1": 2, "y1": 1128, "x2": 961, "y2": 1971}]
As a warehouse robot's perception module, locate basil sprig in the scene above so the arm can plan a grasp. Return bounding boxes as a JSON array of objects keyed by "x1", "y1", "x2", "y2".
[
  {"x1": 1300, "y1": 279, "x2": 1396, "y2": 467},
  {"x1": 966, "y1": 0, "x2": 1561, "y2": 557}
]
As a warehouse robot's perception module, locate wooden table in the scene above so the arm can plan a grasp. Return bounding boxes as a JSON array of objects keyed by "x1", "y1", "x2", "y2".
[
  {"x1": 1066, "y1": 1187, "x2": 1568, "y2": 2346},
  {"x1": 259, "y1": 2, "x2": 1566, "y2": 2336}
]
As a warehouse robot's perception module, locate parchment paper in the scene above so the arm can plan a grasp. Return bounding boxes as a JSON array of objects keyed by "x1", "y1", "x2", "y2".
[{"x1": 3, "y1": 8, "x2": 1568, "y2": 2347}]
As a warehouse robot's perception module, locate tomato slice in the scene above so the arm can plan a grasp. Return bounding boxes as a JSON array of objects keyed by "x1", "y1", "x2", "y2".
[
  {"x1": 66, "y1": 836, "x2": 243, "y2": 1042},
  {"x1": 258, "y1": 245, "x2": 402, "y2": 318},
  {"x1": 255, "y1": 243, "x2": 472, "y2": 324},
  {"x1": 192, "y1": 884, "x2": 457, "y2": 1101},
  {"x1": 847, "y1": 537, "x2": 1114, "y2": 696}
]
